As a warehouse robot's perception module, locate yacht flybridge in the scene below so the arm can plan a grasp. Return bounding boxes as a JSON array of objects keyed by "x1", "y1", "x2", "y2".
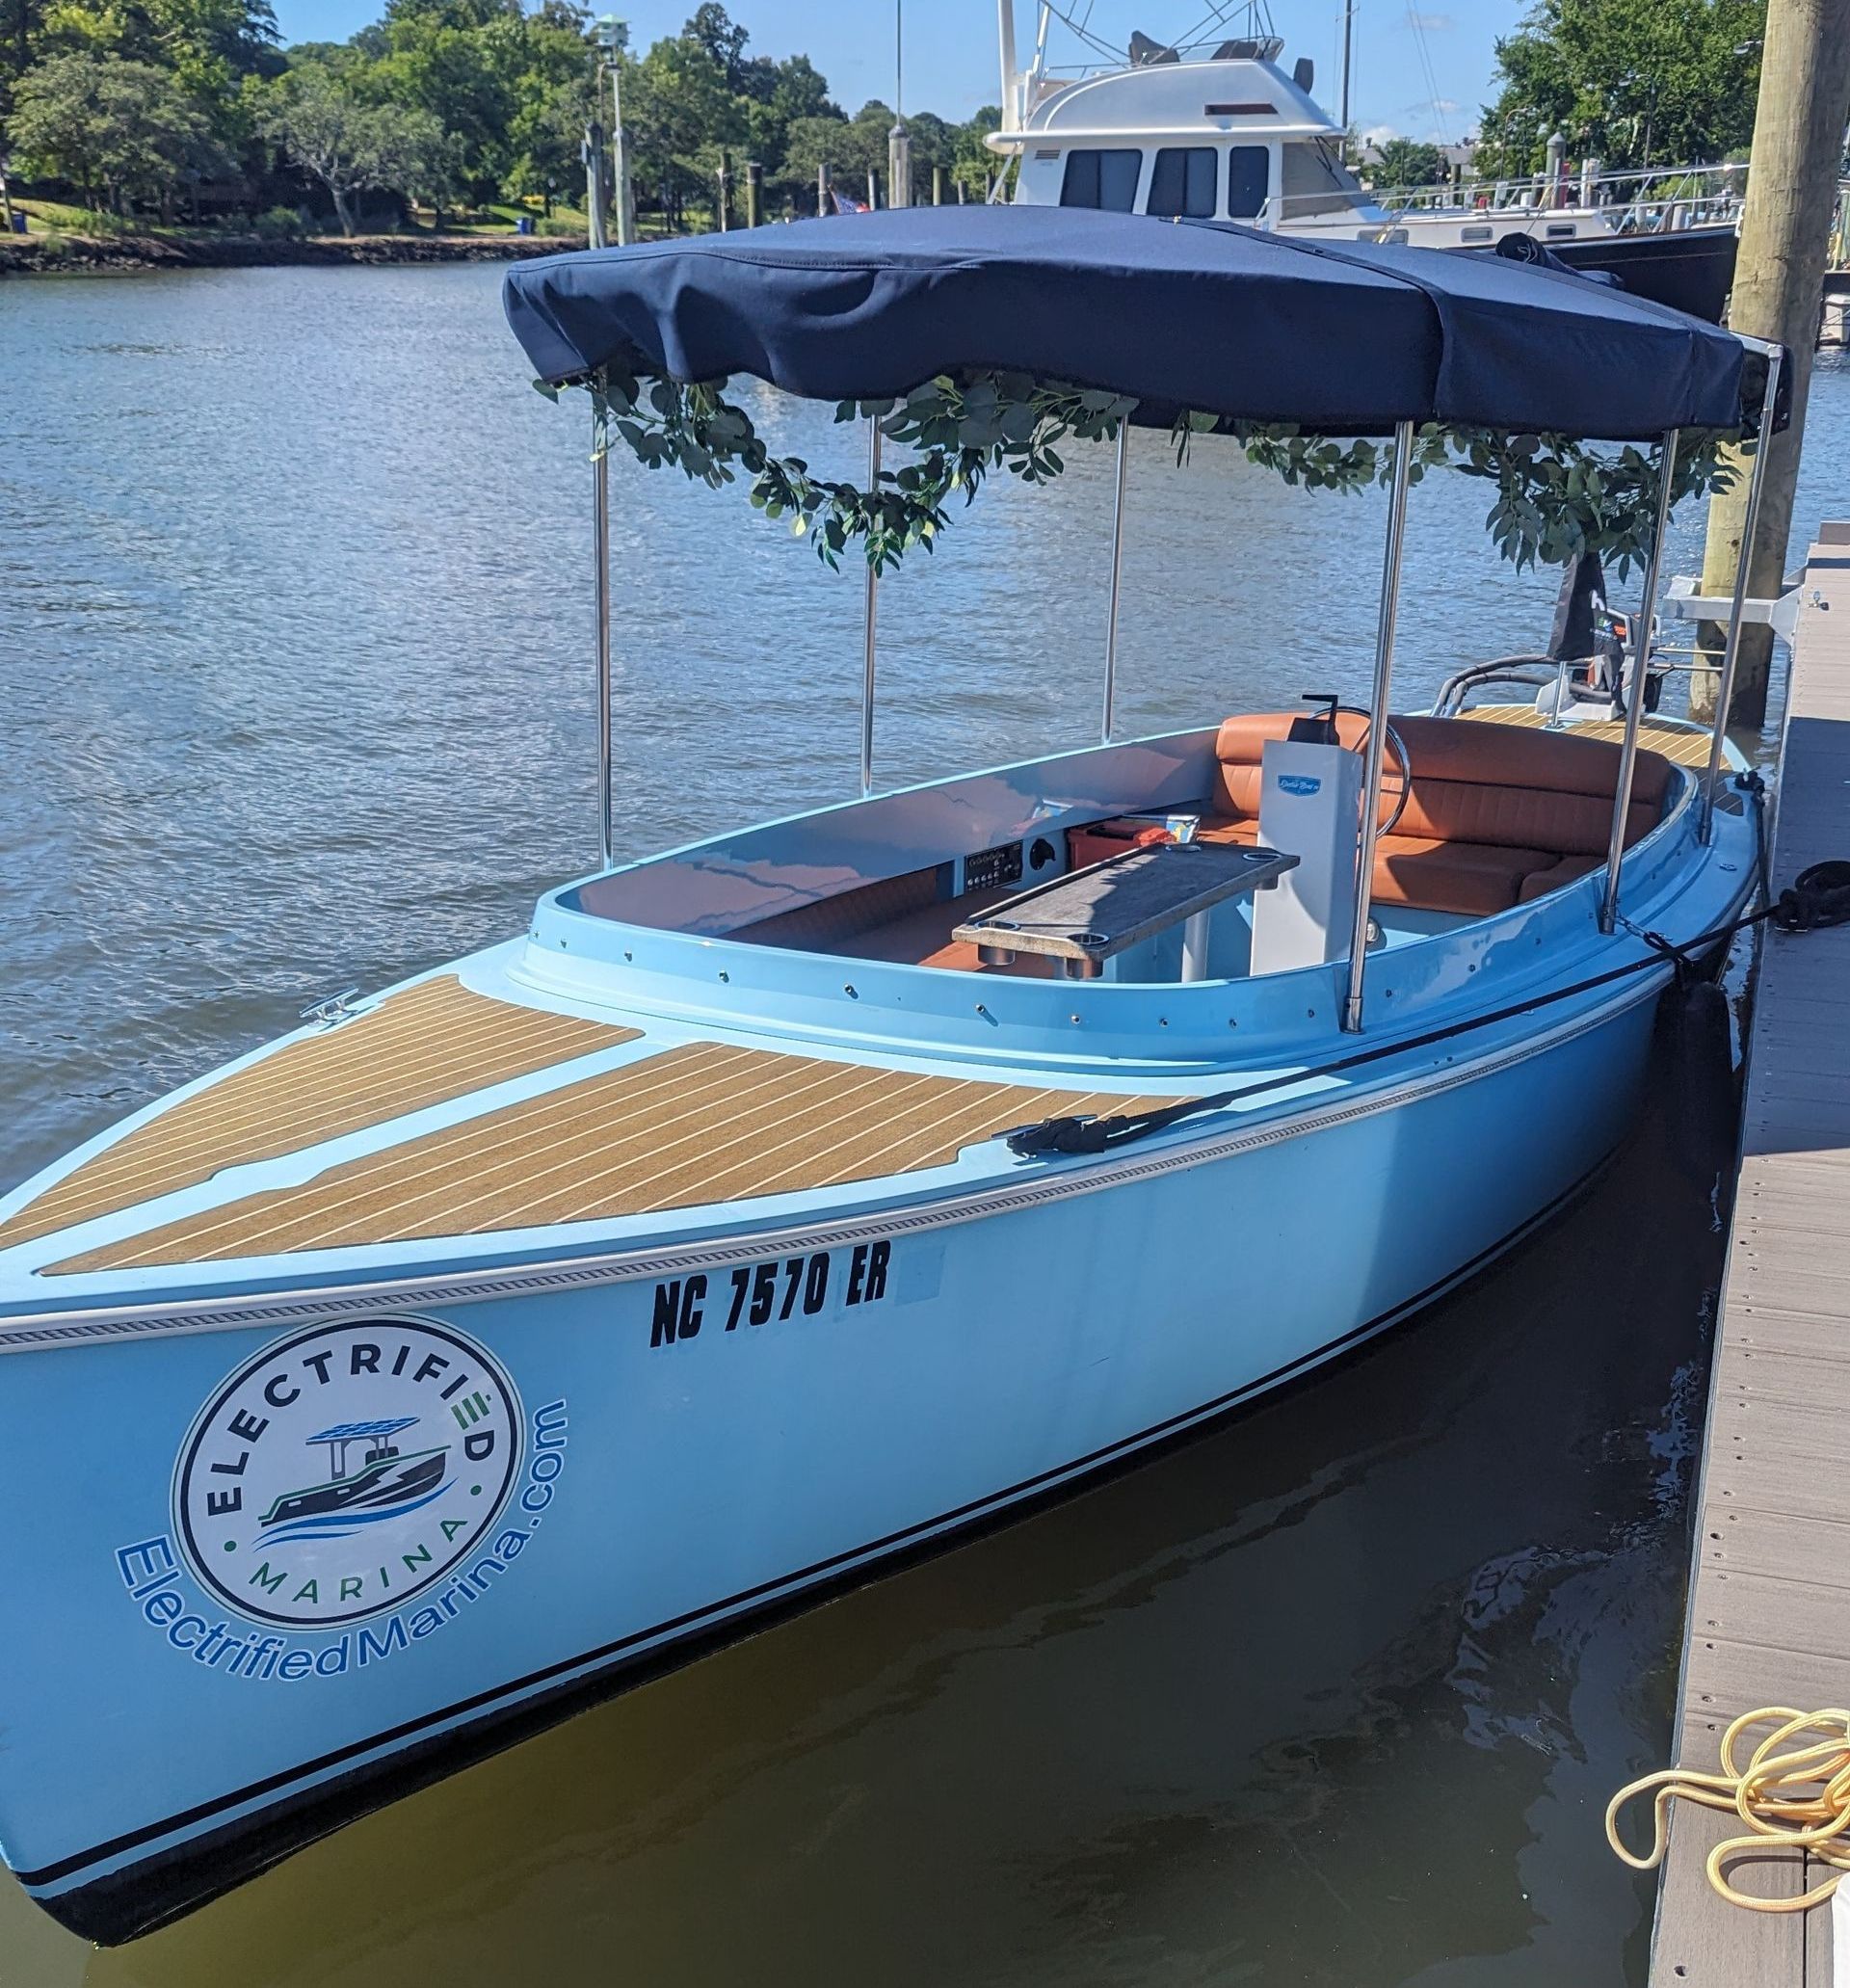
[
  {"x1": 989, "y1": 3, "x2": 1742, "y2": 320},
  {"x1": 0, "y1": 206, "x2": 1783, "y2": 1942}
]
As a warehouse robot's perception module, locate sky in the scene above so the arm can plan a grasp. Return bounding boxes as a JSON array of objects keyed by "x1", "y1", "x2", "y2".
[{"x1": 264, "y1": 1, "x2": 1529, "y2": 145}]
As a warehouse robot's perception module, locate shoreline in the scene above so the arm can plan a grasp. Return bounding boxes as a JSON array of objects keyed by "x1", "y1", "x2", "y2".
[{"x1": 0, "y1": 230, "x2": 587, "y2": 277}]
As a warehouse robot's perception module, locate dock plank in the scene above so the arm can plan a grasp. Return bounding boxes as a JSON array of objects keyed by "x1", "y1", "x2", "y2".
[
  {"x1": 1652, "y1": 540, "x2": 1850, "y2": 1986},
  {"x1": 1701, "y1": 1505, "x2": 1850, "y2": 1588},
  {"x1": 1652, "y1": 1805, "x2": 1807, "y2": 1985}
]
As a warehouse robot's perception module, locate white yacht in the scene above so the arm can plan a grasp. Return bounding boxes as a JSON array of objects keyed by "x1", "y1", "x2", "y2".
[{"x1": 988, "y1": 3, "x2": 1741, "y2": 320}]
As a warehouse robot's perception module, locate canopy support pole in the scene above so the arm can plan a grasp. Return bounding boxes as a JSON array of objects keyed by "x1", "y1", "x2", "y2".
[
  {"x1": 1101, "y1": 419, "x2": 1129, "y2": 744},
  {"x1": 1699, "y1": 353, "x2": 1783, "y2": 843},
  {"x1": 859, "y1": 416, "x2": 883, "y2": 798},
  {"x1": 1599, "y1": 429, "x2": 1681, "y2": 934},
  {"x1": 593, "y1": 396, "x2": 613, "y2": 872},
  {"x1": 1341, "y1": 419, "x2": 1415, "y2": 1036}
]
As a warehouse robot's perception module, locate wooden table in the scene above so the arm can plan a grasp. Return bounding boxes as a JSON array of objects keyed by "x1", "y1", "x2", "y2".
[{"x1": 952, "y1": 840, "x2": 1298, "y2": 981}]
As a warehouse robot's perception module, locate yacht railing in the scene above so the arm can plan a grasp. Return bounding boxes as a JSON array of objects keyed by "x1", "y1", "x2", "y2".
[
  {"x1": 1372, "y1": 161, "x2": 1745, "y2": 234},
  {"x1": 1255, "y1": 163, "x2": 1744, "y2": 239}
]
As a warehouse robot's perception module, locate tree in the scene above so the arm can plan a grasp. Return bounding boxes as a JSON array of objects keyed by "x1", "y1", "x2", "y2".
[
  {"x1": 1370, "y1": 137, "x2": 1446, "y2": 185},
  {"x1": 951, "y1": 104, "x2": 1001, "y2": 197},
  {"x1": 1476, "y1": 0, "x2": 1765, "y2": 176},
  {"x1": 499, "y1": 5, "x2": 588, "y2": 204},
  {"x1": 11, "y1": 50, "x2": 228, "y2": 211},
  {"x1": 683, "y1": 1, "x2": 745, "y2": 87},
  {"x1": 259, "y1": 59, "x2": 448, "y2": 232},
  {"x1": 622, "y1": 24, "x2": 738, "y2": 225}
]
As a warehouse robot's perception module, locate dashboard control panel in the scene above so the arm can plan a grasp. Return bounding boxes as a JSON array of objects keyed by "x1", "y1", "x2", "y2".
[{"x1": 962, "y1": 840, "x2": 1025, "y2": 894}]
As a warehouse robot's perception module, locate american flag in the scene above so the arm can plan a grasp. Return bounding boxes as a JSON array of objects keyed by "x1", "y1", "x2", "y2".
[{"x1": 832, "y1": 188, "x2": 869, "y2": 215}]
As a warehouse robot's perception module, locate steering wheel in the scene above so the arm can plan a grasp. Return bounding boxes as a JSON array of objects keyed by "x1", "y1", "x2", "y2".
[{"x1": 1331, "y1": 704, "x2": 1414, "y2": 836}]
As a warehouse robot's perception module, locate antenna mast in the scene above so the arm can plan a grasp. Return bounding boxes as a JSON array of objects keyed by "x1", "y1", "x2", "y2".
[{"x1": 1339, "y1": 0, "x2": 1355, "y2": 149}]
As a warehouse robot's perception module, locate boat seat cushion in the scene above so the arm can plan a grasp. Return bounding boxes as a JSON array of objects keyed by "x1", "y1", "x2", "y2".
[
  {"x1": 1202, "y1": 711, "x2": 1675, "y2": 915},
  {"x1": 1516, "y1": 852, "x2": 1604, "y2": 901},
  {"x1": 1195, "y1": 815, "x2": 1562, "y2": 917}
]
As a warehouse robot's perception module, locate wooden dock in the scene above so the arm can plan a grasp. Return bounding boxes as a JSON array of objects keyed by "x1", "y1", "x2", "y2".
[{"x1": 1652, "y1": 524, "x2": 1850, "y2": 1985}]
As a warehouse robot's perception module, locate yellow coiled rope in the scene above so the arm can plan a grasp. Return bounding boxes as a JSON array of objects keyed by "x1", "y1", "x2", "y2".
[{"x1": 1606, "y1": 1708, "x2": 1850, "y2": 1912}]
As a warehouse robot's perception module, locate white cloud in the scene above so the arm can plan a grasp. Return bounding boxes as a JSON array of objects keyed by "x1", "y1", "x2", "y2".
[{"x1": 1362, "y1": 123, "x2": 1401, "y2": 146}]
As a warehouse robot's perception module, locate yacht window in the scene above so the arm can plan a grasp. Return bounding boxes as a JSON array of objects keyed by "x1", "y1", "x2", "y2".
[
  {"x1": 1149, "y1": 146, "x2": 1217, "y2": 218},
  {"x1": 1060, "y1": 148, "x2": 1142, "y2": 211},
  {"x1": 1546, "y1": 222, "x2": 1577, "y2": 238},
  {"x1": 1227, "y1": 144, "x2": 1269, "y2": 218},
  {"x1": 1281, "y1": 138, "x2": 1368, "y2": 219},
  {"x1": 1461, "y1": 224, "x2": 1493, "y2": 243}
]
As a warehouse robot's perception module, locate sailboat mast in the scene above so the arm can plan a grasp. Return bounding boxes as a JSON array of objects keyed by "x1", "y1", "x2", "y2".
[{"x1": 997, "y1": 0, "x2": 1018, "y2": 129}]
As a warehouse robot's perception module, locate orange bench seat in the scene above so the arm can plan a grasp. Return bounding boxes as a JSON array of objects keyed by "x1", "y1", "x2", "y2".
[{"x1": 1195, "y1": 712, "x2": 1672, "y2": 918}]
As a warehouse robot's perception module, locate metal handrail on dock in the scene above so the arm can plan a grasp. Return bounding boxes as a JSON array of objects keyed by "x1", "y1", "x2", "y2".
[{"x1": 1652, "y1": 523, "x2": 1850, "y2": 1984}]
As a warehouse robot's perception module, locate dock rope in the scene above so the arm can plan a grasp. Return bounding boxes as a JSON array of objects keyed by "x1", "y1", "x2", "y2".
[
  {"x1": 1606, "y1": 1708, "x2": 1850, "y2": 1912},
  {"x1": 1004, "y1": 784, "x2": 1850, "y2": 1160}
]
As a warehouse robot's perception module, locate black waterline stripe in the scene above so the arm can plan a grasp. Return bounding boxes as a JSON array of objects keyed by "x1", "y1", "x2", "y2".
[{"x1": 18, "y1": 1159, "x2": 1599, "y2": 1891}]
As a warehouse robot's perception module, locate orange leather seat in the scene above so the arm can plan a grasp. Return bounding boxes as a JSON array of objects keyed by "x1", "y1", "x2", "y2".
[
  {"x1": 1197, "y1": 811, "x2": 1563, "y2": 918},
  {"x1": 1201, "y1": 712, "x2": 1673, "y2": 917}
]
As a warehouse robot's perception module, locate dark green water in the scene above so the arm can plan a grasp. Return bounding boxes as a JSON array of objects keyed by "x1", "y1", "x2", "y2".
[{"x1": 2, "y1": 267, "x2": 1844, "y2": 1984}]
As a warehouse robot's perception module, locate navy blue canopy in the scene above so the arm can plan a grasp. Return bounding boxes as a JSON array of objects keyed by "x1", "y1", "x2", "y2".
[{"x1": 502, "y1": 205, "x2": 1749, "y2": 440}]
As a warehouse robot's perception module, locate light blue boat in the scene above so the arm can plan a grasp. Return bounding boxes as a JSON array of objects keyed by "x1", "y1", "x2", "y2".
[{"x1": 0, "y1": 207, "x2": 1782, "y2": 1940}]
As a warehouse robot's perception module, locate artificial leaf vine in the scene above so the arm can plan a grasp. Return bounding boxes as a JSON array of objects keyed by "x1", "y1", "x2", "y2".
[
  {"x1": 537, "y1": 368, "x2": 1740, "y2": 584},
  {"x1": 1179, "y1": 417, "x2": 1739, "y2": 580}
]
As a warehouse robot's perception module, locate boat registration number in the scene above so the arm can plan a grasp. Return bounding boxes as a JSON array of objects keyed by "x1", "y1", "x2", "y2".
[{"x1": 650, "y1": 1240, "x2": 891, "y2": 1348}]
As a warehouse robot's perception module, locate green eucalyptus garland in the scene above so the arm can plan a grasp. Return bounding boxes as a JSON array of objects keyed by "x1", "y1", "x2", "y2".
[
  {"x1": 536, "y1": 367, "x2": 1740, "y2": 583},
  {"x1": 1191, "y1": 417, "x2": 1738, "y2": 580}
]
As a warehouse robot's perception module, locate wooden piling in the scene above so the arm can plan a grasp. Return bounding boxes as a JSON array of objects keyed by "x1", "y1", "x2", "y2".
[{"x1": 1692, "y1": 0, "x2": 1850, "y2": 728}]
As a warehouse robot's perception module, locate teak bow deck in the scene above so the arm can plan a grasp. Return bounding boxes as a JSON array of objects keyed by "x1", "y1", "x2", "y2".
[{"x1": 49, "y1": 1042, "x2": 1174, "y2": 1272}]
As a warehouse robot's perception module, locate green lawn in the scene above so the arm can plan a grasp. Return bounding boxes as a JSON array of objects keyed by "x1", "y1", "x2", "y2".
[{"x1": 12, "y1": 198, "x2": 114, "y2": 235}]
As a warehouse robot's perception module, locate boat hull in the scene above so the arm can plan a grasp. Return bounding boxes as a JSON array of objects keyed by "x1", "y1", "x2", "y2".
[
  {"x1": 1496, "y1": 225, "x2": 1739, "y2": 325},
  {"x1": 0, "y1": 974, "x2": 1662, "y2": 1941}
]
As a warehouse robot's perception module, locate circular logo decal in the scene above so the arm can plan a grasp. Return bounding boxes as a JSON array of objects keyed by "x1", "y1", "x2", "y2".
[{"x1": 175, "y1": 1317, "x2": 522, "y2": 1630}]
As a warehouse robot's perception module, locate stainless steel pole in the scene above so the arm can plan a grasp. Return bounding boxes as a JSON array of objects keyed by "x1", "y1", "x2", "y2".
[
  {"x1": 859, "y1": 417, "x2": 883, "y2": 797},
  {"x1": 1698, "y1": 350, "x2": 1784, "y2": 841},
  {"x1": 1100, "y1": 419, "x2": 1130, "y2": 743},
  {"x1": 1599, "y1": 429, "x2": 1681, "y2": 933},
  {"x1": 594, "y1": 393, "x2": 613, "y2": 871},
  {"x1": 1341, "y1": 419, "x2": 1415, "y2": 1035}
]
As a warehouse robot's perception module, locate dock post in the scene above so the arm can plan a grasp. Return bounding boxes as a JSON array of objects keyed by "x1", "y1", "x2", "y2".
[
  {"x1": 1690, "y1": 0, "x2": 1850, "y2": 728},
  {"x1": 1100, "y1": 419, "x2": 1130, "y2": 743},
  {"x1": 1341, "y1": 419, "x2": 1415, "y2": 1035},
  {"x1": 1599, "y1": 430, "x2": 1680, "y2": 935}
]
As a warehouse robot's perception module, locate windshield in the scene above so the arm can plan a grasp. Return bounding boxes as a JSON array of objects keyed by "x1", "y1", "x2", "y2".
[{"x1": 1280, "y1": 140, "x2": 1371, "y2": 219}]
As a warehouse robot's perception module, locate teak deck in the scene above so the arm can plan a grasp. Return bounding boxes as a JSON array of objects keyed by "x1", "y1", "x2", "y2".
[
  {"x1": 0, "y1": 978, "x2": 635, "y2": 1253},
  {"x1": 1461, "y1": 701, "x2": 1718, "y2": 766},
  {"x1": 1650, "y1": 531, "x2": 1850, "y2": 1988},
  {"x1": 52, "y1": 1045, "x2": 1174, "y2": 1271}
]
